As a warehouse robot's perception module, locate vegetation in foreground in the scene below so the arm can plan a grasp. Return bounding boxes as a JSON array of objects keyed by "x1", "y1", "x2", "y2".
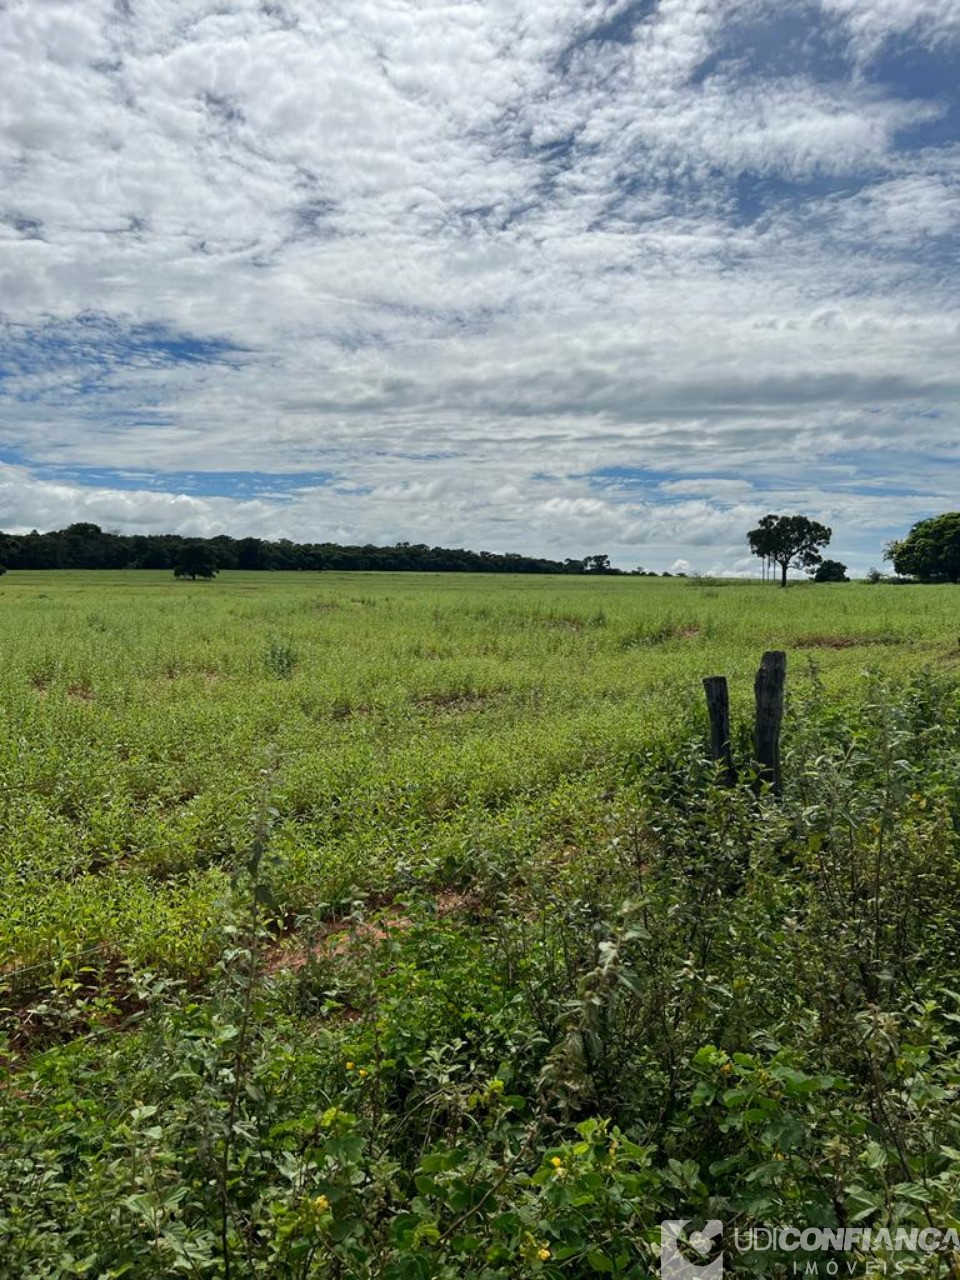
[{"x1": 1, "y1": 572, "x2": 959, "y2": 1278}]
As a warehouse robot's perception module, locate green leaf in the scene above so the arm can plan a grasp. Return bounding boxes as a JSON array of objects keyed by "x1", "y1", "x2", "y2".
[
  {"x1": 420, "y1": 1150, "x2": 465, "y2": 1173},
  {"x1": 587, "y1": 1249, "x2": 614, "y2": 1272},
  {"x1": 254, "y1": 883, "x2": 278, "y2": 911}
]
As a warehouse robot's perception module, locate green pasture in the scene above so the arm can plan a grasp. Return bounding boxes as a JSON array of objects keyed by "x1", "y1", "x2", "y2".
[
  {"x1": 3, "y1": 570, "x2": 960, "y2": 1277},
  {"x1": 1, "y1": 570, "x2": 956, "y2": 980}
]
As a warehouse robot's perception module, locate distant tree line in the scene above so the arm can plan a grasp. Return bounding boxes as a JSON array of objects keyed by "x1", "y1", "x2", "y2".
[{"x1": 0, "y1": 524, "x2": 637, "y2": 575}]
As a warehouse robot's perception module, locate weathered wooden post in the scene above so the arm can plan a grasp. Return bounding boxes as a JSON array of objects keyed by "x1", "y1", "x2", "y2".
[
  {"x1": 703, "y1": 675, "x2": 736, "y2": 785},
  {"x1": 754, "y1": 650, "x2": 786, "y2": 795}
]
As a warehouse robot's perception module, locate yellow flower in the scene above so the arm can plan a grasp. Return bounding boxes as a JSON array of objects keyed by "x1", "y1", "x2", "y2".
[
  {"x1": 345, "y1": 1061, "x2": 355, "y2": 1070},
  {"x1": 550, "y1": 1156, "x2": 563, "y2": 1168},
  {"x1": 314, "y1": 1195, "x2": 330, "y2": 1212},
  {"x1": 538, "y1": 1246, "x2": 551, "y2": 1260},
  {"x1": 358, "y1": 1068, "x2": 368, "y2": 1077}
]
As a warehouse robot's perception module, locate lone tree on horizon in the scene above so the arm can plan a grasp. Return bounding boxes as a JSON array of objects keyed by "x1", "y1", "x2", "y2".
[
  {"x1": 173, "y1": 543, "x2": 218, "y2": 580},
  {"x1": 747, "y1": 513, "x2": 832, "y2": 587}
]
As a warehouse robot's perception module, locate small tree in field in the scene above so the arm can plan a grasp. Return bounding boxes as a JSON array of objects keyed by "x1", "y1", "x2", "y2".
[
  {"x1": 747, "y1": 514, "x2": 832, "y2": 587},
  {"x1": 174, "y1": 544, "x2": 218, "y2": 580},
  {"x1": 812, "y1": 559, "x2": 848, "y2": 582}
]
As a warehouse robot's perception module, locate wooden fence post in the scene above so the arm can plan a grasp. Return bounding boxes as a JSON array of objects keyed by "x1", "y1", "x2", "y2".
[
  {"x1": 703, "y1": 675, "x2": 736, "y2": 785},
  {"x1": 754, "y1": 650, "x2": 786, "y2": 795}
]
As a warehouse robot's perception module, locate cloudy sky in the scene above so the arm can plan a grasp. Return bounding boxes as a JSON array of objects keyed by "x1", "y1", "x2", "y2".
[{"x1": 1, "y1": 0, "x2": 958, "y2": 573}]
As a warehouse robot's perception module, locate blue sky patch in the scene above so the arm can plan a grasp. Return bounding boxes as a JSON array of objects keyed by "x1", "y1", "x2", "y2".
[
  {"x1": 0, "y1": 314, "x2": 248, "y2": 385},
  {"x1": 22, "y1": 463, "x2": 336, "y2": 500}
]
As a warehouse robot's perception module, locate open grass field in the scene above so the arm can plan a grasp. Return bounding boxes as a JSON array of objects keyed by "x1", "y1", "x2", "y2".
[
  {"x1": 2, "y1": 571, "x2": 960, "y2": 1278},
  {"x1": 2, "y1": 570, "x2": 957, "y2": 977}
]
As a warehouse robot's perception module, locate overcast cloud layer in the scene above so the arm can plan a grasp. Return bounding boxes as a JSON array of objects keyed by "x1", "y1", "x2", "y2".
[{"x1": 1, "y1": 0, "x2": 958, "y2": 573}]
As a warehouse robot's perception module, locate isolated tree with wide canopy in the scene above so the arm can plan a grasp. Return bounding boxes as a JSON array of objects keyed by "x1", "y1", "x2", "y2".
[
  {"x1": 173, "y1": 544, "x2": 218, "y2": 580},
  {"x1": 747, "y1": 514, "x2": 832, "y2": 588}
]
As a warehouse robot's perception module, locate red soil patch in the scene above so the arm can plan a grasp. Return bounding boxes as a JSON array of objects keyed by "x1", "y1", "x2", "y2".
[
  {"x1": 264, "y1": 910, "x2": 412, "y2": 975},
  {"x1": 264, "y1": 890, "x2": 476, "y2": 976}
]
